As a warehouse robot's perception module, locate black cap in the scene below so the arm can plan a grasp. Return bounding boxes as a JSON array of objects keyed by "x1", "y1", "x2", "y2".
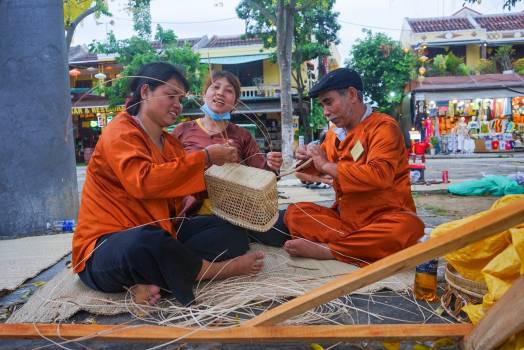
[{"x1": 309, "y1": 68, "x2": 363, "y2": 98}]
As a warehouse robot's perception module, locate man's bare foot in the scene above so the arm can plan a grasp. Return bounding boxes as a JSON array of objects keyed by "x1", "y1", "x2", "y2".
[
  {"x1": 129, "y1": 284, "x2": 161, "y2": 305},
  {"x1": 284, "y1": 238, "x2": 335, "y2": 260},
  {"x1": 197, "y1": 251, "x2": 265, "y2": 281}
]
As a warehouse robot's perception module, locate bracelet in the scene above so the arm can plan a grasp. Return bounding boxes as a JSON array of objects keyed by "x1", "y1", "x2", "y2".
[{"x1": 203, "y1": 148, "x2": 211, "y2": 166}]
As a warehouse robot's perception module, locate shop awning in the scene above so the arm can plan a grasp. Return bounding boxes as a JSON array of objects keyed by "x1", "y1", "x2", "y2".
[
  {"x1": 199, "y1": 53, "x2": 271, "y2": 65},
  {"x1": 414, "y1": 88, "x2": 524, "y2": 101}
]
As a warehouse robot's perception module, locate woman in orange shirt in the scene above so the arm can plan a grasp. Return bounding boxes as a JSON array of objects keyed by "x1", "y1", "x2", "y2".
[{"x1": 73, "y1": 62, "x2": 264, "y2": 306}]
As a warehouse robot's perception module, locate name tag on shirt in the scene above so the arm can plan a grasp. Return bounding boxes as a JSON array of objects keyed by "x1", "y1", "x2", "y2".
[{"x1": 350, "y1": 140, "x2": 364, "y2": 161}]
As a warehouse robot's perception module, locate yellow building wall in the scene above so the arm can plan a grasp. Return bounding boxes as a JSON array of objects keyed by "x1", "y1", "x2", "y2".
[
  {"x1": 263, "y1": 59, "x2": 280, "y2": 85},
  {"x1": 466, "y1": 45, "x2": 481, "y2": 69}
]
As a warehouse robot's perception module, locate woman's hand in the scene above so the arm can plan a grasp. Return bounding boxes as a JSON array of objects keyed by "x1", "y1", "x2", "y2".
[
  {"x1": 266, "y1": 152, "x2": 283, "y2": 170},
  {"x1": 205, "y1": 144, "x2": 239, "y2": 166}
]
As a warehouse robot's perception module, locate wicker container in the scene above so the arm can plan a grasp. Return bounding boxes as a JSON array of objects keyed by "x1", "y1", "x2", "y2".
[
  {"x1": 444, "y1": 264, "x2": 487, "y2": 300},
  {"x1": 205, "y1": 163, "x2": 279, "y2": 232},
  {"x1": 441, "y1": 264, "x2": 488, "y2": 322}
]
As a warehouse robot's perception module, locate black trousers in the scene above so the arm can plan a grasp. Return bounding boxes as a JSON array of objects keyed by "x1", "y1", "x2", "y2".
[{"x1": 79, "y1": 212, "x2": 289, "y2": 305}]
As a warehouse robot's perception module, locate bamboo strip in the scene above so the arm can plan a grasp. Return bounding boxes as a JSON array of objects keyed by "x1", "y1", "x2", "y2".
[
  {"x1": 462, "y1": 275, "x2": 524, "y2": 350},
  {"x1": 0, "y1": 323, "x2": 472, "y2": 343}
]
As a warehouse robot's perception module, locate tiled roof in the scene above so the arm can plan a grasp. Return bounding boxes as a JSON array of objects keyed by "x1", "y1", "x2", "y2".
[
  {"x1": 407, "y1": 17, "x2": 475, "y2": 33},
  {"x1": 68, "y1": 45, "x2": 98, "y2": 63},
  {"x1": 176, "y1": 37, "x2": 201, "y2": 47},
  {"x1": 475, "y1": 13, "x2": 524, "y2": 31},
  {"x1": 151, "y1": 37, "x2": 202, "y2": 50},
  {"x1": 206, "y1": 35, "x2": 262, "y2": 48},
  {"x1": 410, "y1": 73, "x2": 524, "y2": 91}
]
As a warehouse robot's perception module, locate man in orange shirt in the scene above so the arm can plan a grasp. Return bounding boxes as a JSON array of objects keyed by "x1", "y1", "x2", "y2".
[{"x1": 284, "y1": 68, "x2": 424, "y2": 266}]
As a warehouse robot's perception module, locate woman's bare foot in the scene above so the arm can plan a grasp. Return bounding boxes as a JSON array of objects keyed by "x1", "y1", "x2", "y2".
[
  {"x1": 197, "y1": 251, "x2": 265, "y2": 281},
  {"x1": 129, "y1": 284, "x2": 161, "y2": 305},
  {"x1": 284, "y1": 238, "x2": 335, "y2": 260}
]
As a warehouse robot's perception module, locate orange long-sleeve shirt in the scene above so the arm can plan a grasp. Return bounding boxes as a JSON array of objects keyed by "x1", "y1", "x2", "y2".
[
  {"x1": 302, "y1": 112, "x2": 416, "y2": 231},
  {"x1": 72, "y1": 112, "x2": 207, "y2": 273}
]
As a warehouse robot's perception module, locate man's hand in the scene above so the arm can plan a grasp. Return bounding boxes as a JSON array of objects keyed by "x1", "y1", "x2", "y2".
[
  {"x1": 307, "y1": 143, "x2": 328, "y2": 172},
  {"x1": 307, "y1": 143, "x2": 338, "y2": 178},
  {"x1": 267, "y1": 151, "x2": 283, "y2": 170},
  {"x1": 294, "y1": 145, "x2": 309, "y2": 161},
  {"x1": 205, "y1": 144, "x2": 239, "y2": 166}
]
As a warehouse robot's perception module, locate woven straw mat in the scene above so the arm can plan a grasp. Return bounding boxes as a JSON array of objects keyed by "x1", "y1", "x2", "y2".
[
  {"x1": 8, "y1": 244, "x2": 414, "y2": 323},
  {"x1": 0, "y1": 233, "x2": 72, "y2": 292}
]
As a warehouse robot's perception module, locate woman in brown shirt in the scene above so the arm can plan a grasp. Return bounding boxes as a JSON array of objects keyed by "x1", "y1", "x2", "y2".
[
  {"x1": 173, "y1": 71, "x2": 283, "y2": 214},
  {"x1": 173, "y1": 71, "x2": 290, "y2": 247}
]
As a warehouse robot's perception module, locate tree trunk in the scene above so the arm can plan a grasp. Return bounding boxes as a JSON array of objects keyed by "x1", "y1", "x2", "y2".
[
  {"x1": 276, "y1": 1, "x2": 295, "y2": 168},
  {"x1": 65, "y1": 5, "x2": 99, "y2": 50},
  {"x1": 294, "y1": 66, "x2": 311, "y2": 143},
  {"x1": 0, "y1": 0, "x2": 79, "y2": 237}
]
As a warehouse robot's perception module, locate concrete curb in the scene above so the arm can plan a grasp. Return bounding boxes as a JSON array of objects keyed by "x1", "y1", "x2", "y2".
[{"x1": 426, "y1": 152, "x2": 523, "y2": 160}]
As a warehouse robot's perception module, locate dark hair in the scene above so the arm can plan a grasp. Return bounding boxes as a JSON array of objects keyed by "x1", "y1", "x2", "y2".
[
  {"x1": 126, "y1": 62, "x2": 190, "y2": 116},
  {"x1": 203, "y1": 71, "x2": 241, "y2": 103}
]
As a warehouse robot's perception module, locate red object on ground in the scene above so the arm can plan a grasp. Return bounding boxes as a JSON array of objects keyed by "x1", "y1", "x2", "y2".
[
  {"x1": 491, "y1": 140, "x2": 500, "y2": 150},
  {"x1": 442, "y1": 170, "x2": 449, "y2": 183}
]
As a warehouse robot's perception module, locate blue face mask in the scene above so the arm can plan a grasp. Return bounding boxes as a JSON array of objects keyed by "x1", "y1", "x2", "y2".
[{"x1": 200, "y1": 103, "x2": 231, "y2": 121}]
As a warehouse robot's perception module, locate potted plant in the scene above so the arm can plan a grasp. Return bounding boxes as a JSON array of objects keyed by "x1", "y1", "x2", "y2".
[{"x1": 429, "y1": 136, "x2": 440, "y2": 155}]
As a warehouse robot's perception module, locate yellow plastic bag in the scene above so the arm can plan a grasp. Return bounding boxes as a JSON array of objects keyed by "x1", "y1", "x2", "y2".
[
  {"x1": 430, "y1": 195, "x2": 522, "y2": 282},
  {"x1": 431, "y1": 195, "x2": 524, "y2": 349}
]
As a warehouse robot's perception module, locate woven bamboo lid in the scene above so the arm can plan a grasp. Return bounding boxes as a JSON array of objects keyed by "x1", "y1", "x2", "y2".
[
  {"x1": 444, "y1": 264, "x2": 488, "y2": 299},
  {"x1": 205, "y1": 163, "x2": 276, "y2": 190}
]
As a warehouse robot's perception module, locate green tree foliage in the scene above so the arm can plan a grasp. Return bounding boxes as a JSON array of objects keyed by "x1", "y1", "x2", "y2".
[
  {"x1": 477, "y1": 59, "x2": 497, "y2": 74},
  {"x1": 426, "y1": 53, "x2": 471, "y2": 76},
  {"x1": 235, "y1": 0, "x2": 341, "y2": 160},
  {"x1": 88, "y1": 27, "x2": 205, "y2": 108},
  {"x1": 128, "y1": 0, "x2": 152, "y2": 39},
  {"x1": 493, "y1": 45, "x2": 515, "y2": 72},
  {"x1": 444, "y1": 52, "x2": 464, "y2": 75},
  {"x1": 236, "y1": 0, "x2": 340, "y2": 143},
  {"x1": 154, "y1": 24, "x2": 177, "y2": 45},
  {"x1": 347, "y1": 30, "x2": 416, "y2": 114},
  {"x1": 430, "y1": 54, "x2": 446, "y2": 76},
  {"x1": 64, "y1": 0, "x2": 150, "y2": 50},
  {"x1": 513, "y1": 58, "x2": 524, "y2": 75},
  {"x1": 465, "y1": 0, "x2": 522, "y2": 10}
]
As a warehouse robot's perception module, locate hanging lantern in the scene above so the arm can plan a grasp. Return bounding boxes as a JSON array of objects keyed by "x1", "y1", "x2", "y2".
[
  {"x1": 69, "y1": 68, "x2": 81, "y2": 77},
  {"x1": 105, "y1": 66, "x2": 113, "y2": 71},
  {"x1": 86, "y1": 67, "x2": 97, "y2": 73},
  {"x1": 418, "y1": 55, "x2": 429, "y2": 63},
  {"x1": 94, "y1": 72, "x2": 107, "y2": 80},
  {"x1": 418, "y1": 66, "x2": 426, "y2": 76}
]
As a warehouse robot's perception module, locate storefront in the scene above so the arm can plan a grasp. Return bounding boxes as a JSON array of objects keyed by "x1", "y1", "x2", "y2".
[
  {"x1": 71, "y1": 105, "x2": 125, "y2": 163},
  {"x1": 410, "y1": 74, "x2": 524, "y2": 154}
]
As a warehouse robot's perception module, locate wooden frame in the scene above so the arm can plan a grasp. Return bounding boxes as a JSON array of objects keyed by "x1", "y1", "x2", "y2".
[{"x1": 1, "y1": 198, "x2": 523, "y2": 348}]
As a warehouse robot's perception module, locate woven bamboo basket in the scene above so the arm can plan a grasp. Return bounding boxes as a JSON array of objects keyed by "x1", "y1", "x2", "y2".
[
  {"x1": 441, "y1": 264, "x2": 488, "y2": 322},
  {"x1": 204, "y1": 163, "x2": 279, "y2": 232},
  {"x1": 444, "y1": 264, "x2": 487, "y2": 299}
]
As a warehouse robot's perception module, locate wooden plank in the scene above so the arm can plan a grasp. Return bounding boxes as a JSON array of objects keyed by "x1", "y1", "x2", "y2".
[
  {"x1": 243, "y1": 198, "x2": 524, "y2": 327},
  {"x1": 462, "y1": 274, "x2": 524, "y2": 350},
  {"x1": 0, "y1": 323, "x2": 472, "y2": 343}
]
